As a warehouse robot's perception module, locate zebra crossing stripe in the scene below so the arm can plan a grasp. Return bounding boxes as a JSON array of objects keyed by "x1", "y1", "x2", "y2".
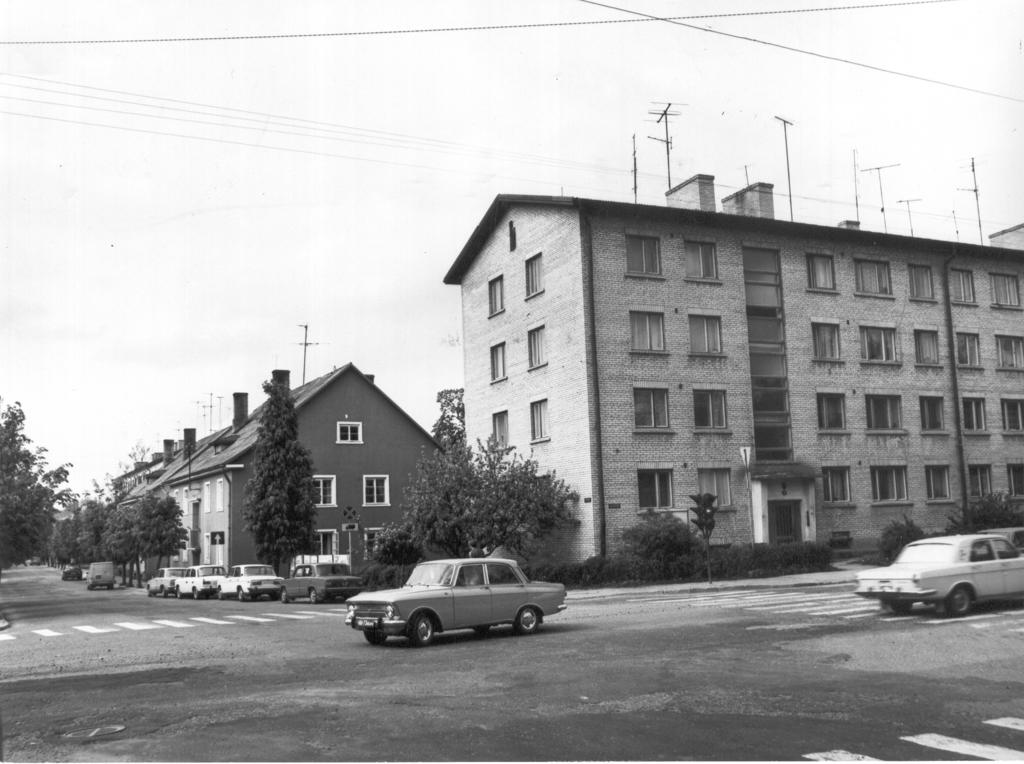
[
  {"x1": 189, "y1": 617, "x2": 235, "y2": 625},
  {"x1": 901, "y1": 733, "x2": 1024, "y2": 759},
  {"x1": 293, "y1": 610, "x2": 346, "y2": 616},
  {"x1": 226, "y1": 615, "x2": 275, "y2": 623},
  {"x1": 263, "y1": 613, "x2": 315, "y2": 620},
  {"x1": 921, "y1": 613, "x2": 1002, "y2": 625},
  {"x1": 803, "y1": 750, "x2": 879, "y2": 760},
  {"x1": 73, "y1": 625, "x2": 119, "y2": 634},
  {"x1": 32, "y1": 629, "x2": 63, "y2": 637},
  {"x1": 0, "y1": 634, "x2": 15, "y2": 641},
  {"x1": 986, "y1": 718, "x2": 1024, "y2": 731},
  {"x1": 152, "y1": 619, "x2": 195, "y2": 628},
  {"x1": 114, "y1": 622, "x2": 162, "y2": 631}
]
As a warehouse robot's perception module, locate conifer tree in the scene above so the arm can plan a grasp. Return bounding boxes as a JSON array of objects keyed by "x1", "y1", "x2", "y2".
[{"x1": 243, "y1": 376, "x2": 317, "y2": 574}]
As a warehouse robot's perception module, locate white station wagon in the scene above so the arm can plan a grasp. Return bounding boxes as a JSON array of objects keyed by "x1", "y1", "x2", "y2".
[{"x1": 855, "y1": 534, "x2": 1024, "y2": 617}]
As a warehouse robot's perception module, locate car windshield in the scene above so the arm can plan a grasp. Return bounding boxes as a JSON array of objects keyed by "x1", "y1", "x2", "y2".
[
  {"x1": 245, "y1": 566, "x2": 275, "y2": 575},
  {"x1": 405, "y1": 563, "x2": 454, "y2": 587},
  {"x1": 895, "y1": 543, "x2": 953, "y2": 565}
]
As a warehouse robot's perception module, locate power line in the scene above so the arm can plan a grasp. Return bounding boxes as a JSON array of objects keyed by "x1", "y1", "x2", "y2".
[
  {"x1": 577, "y1": 0, "x2": 1024, "y2": 104},
  {"x1": 0, "y1": 1, "x2": 964, "y2": 45}
]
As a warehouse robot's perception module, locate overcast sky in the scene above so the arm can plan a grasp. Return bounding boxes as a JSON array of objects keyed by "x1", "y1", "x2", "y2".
[{"x1": 2, "y1": 0, "x2": 1021, "y2": 496}]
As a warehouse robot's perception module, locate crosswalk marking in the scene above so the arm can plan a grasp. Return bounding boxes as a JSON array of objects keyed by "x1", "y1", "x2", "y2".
[
  {"x1": 986, "y1": 718, "x2": 1024, "y2": 731},
  {"x1": 293, "y1": 610, "x2": 346, "y2": 616},
  {"x1": 113, "y1": 622, "x2": 162, "y2": 631},
  {"x1": 0, "y1": 634, "x2": 15, "y2": 641},
  {"x1": 263, "y1": 613, "x2": 315, "y2": 620},
  {"x1": 189, "y1": 617, "x2": 235, "y2": 625},
  {"x1": 32, "y1": 629, "x2": 63, "y2": 637},
  {"x1": 901, "y1": 733, "x2": 1024, "y2": 760},
  {"x1": 803, "y1": 750, "x2": 879, "y2": 760},
  {"x1": 152, "y1": 619, "x2": 195, "y2": 628},
  {"x1": 74, "y1": 625, "x2": 119, "y2": 634},
  {"x1": 226, "y1": 615, "x2": 275, "y2": 623}
]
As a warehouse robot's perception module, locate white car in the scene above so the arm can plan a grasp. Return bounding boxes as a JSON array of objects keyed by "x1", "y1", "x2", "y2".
[
  {"x1": 175, "y1": 565, "x2": 227, "y2": 600},
  {"x1": 854, "y1": 534, "x2": 1024, "y2": 617},
  {"x1": 147, "y1": 567, "x2": 186, "y2": 598},
  {"x1": 217, "y1": 564, "x2": 284, "y2": 602}
]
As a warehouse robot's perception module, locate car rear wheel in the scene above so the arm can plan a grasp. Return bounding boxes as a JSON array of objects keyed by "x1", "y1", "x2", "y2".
[
  {"x1": 308, "y1": 589, "x2": 319, "y2": 605},
  {"x1": 280, "y1": 588, "x2": 290, "y2": 604},
  {"x1": 945, "y1": 585, "x2": 973, "y2": 618},
  {"x1": 364, "y1": 630, "x2": 387, "y2": 645},
  {"x1": 237, "y1": 588, "x2": 247, "y2": 602},
  {"x1": 513, "y1": 606, "x2": 541, "y2": 635},
  {"x1": 408, "y1": 613, "x2": 435, "y2": 647}
]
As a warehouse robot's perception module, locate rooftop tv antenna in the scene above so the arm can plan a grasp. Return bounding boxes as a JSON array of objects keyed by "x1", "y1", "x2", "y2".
[
  {"x1": 897, "y1": 198, "x2": 922, "y2": 237},
  {"x1": 952, "y1": 209, "x2": 961, "y2": 242},
  {"x1": 774, "y1": 116, "x2": 795, "y2": 221},
  {"x1": 632, "y1": 134, "x2": 638, "y2": 203},
  {"x1": 297, "y1": 323, "x2": 321, "y2": 385},
  {"x1": 647, "y1": 102, "x2": 682, "y2": 189},
  {"x1": 958, "y1": 157, "x2": 984, "y2": 245},
  {"x1": 861, "y1": 163, "x2": 900, "y2": 233},
  {"x1": 852, "y1": 149, "x2": 861, "y2": 222}
]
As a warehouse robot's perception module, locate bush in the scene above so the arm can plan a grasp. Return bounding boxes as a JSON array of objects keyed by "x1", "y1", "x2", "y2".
[
  {"x1": 946, "y1": 493, "x2": 1024, "y2": 534},
  {"x1": 620, "y1": 511, "x2": 696, "y2": 577},
  {"x1": 878, "y1": 515, "x2": 926, "y2": 563}
]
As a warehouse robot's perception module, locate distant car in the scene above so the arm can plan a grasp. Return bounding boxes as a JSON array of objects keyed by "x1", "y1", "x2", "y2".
[
  {"x1": 345, "y1": 558, "x2": 567, "y2": 647},
  {"x1": 147, "y1": 567, "x2": 187, "y2": 598},
  {"x1": 61, "y1": 565, "x2": 83, "y2": 581},
  {"x1": 175, "y1": 565, "x2": 227, "y2": 599},
  {"x1": 281, "y1": 562, "x2": 362, "y2": 604},
  {"x1": 982, "y1": 527, "x2": 1024, "y2": 550},
  {"x1": 218, "y1": 564, "x2": 284, "y2": 601},
  {"x1": 86, "y1": 561, "x2": 116, "y2": 590},
  {"x1": 854, "y1": 533, "x2": 1024, "y2": 617}
]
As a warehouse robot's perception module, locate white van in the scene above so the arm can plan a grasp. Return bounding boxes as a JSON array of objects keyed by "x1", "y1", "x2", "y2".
[{"x1": 86, "y1": 561, "x2": 115, "y2": 590}]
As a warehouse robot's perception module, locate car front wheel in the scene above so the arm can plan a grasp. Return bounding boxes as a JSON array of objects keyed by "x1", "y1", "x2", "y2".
[
  {"x1": 280, "y1": 588, "x2": 290, "y2": 604},
  {"x1": 237, "y1": 588, "x2": 247, "y2": 602},
  {"x1": 514, "y1": 606, "x2": 541, "y2": 635},
  {"x1": 308, "y1": 589, "x2": 319, "y2": 605},
  {"x1": 944, "y1": 585, "x2": 973, "y2": 618},
  {"x1": 408, "y1": 613, "x2": 435, "y2": 647}
]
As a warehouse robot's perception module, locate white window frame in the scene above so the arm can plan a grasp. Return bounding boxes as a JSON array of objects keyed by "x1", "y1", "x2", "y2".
[
  {"x1": 316, "y1": 529, "x2": 338, "y2": 556},
  {"x1": 1002, "y1": 399, "x2": 1024, "y2": 431},
  {"x1": 488, "y1": 275, "x2": 504, "y2": 316},
  {"x1": 530, "y1": 399, "x2": 549, "y2": 441},
  {"x1": 630, "y1": 311, "x2": 665, "y2": 352},
  {"x1": 336, "y1": 421, "x2": 363, "y2": 444},
  {"x1": 490, "y1": 343, "x2": 507, "y2": 382},
  {"x1": 956, "y1": 333, "x2": 981, "y2": 366},
  {"x1": 968, "y1": 465, "x2": 992, "y2": 497},
  {"x1": 638, "y1": 469, "x2": 673, "y2": 509},
  {"x1": 908, "y1": 264, "x2": 934, "y2": 299},
  {"x1": 203, "y1": 481, "x2": 211, "y2": 513},
  {"x1": 822, "y1": 467, "x2": 849, "y2": 503},
  {"x1": 855, "y1": 259, "x2": 892, "y2": 295},
  {"x1": 625, "y1": 234, "x2": 662, "y2": 276},
  {"x1": 870, "y1": 466, "x2": 908, "y2": 502},
  {"x1": 313, "y1": 475, "x2": 337, "y2": 507},
  {"x1": 950, "y1": 269, "x2": 975, "y2": 303},
  {"x1": 684, "y1": 241, "x2": 718, "y2": 280},
  {"x1": 925, "y1": 465, "x2": 950, "y2": 499},
  {"x1": 914, "y1": 330, "x2": 940, "y2": 365},
  {"x1": 920, "y1": 396, "x2": 944, "y2": 431},
  {"x1": 996, "y1": 335, "x2": 1024, "y2": 369},
  {"x1": 528, "y1": 325, "x2": 546, "y2": 369},
  {"x1": 216, "y1": 478, "x2": 226, "y2": 512},
  {"x1": 991, "y1": 273, "x2": 1021, "y2": 307},
  {"x1": 697, "y1": 468, "x2": 732, "y2": 506},
  {"x1": 525, "y1": 253, "x2": 543, "y2": 297},
  {"x1": 492, "y1": 410, "x2": 509, "y2": 447},
  {"x1": 962, "y1": 398, "x2": 987, "y2": 431},
  {"x1": 812, "y1": 323, "x2": 841, "y2": 360},
  {"x1": 860, "y1": 326, "x2": 898, "y2": 362},
  {"x1": 806, "y1": 253, "x2": 835, "y2": 290},
  {"x1": 693, "y1": 390, "x2": 727, "y2": 429},
  {"x1": 634, "y1": 388, "x2": 669, "y2": 429},
  {"x1": 817, "y1": 393, "x2": 846, "y2": 430},
  {"x1": 363, "y1": 475, "x2": 390, "y2": 507},
  {"x1": 689, "y1": 315, "x2": 722, "y2": 354},
  {"x1": 866, "y1": 395, "x2": 902, "y2": 430}
]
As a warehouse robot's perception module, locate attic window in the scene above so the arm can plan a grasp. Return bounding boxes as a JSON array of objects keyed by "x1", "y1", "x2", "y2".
[
  {"x1": 337, "y1": 421, "x2": 363, "y2": 444},
  {"x1": 509, "y1": 220, "x2": 517, "y2": 251}
]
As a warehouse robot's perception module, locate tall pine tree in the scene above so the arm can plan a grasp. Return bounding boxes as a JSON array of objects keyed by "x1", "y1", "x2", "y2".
[{"x1": 242, "y1": 375, "x2": 317, "y2": 574}]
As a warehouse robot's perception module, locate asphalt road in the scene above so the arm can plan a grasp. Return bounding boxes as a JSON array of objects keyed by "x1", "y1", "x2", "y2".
[{"x1": 2, "y1": 565, "x2": 1024, "y2": 761}]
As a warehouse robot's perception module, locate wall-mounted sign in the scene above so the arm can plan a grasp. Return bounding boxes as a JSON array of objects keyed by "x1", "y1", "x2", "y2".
[
  {"x1": 341, "y1": 523, "x2": 359, "y2": 532},
  {"x1": 211, "y1": 532, "x2": 225, "y2": 545}
]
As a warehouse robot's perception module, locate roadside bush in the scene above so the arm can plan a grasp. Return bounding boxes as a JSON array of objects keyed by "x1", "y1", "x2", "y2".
[
  {"x1": 620, "y1": 510, "x2": 696, "y2": 578},
  {"x1": 878, "y1": 515, "x2": 926, "y2": 563},
  {"x1": 357, "y1": 562, "x2": 408, "y2": 591},
  {"x1": 945, "y1": 493, "x2": 1024, "y2": 534}
]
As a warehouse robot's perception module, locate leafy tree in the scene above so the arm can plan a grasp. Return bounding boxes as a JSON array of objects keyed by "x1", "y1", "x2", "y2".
[
  {"x1": 243, "y1": 375, "x2": 317, "y2": 574},
  {"x1": 103, "y1": 502, "x2": 142, "y2": 586},
  {"x1": 372, "y1": 523, "x2": 422, "y2": 567},
  {"x1": 405, "y1": 439, "x2": 477, "y2": 557},
  {"x1": 689, "y1": 493, "x2": 719, "y2": 583},
  {"x1": 0, "y1": 401, "x2": 71, "y2": 580},
  {"x1": 137, "y1": 493, "x2": 187, "y2": 571},
  {"x1": 50, "y1": 509, "x2": 83, "y2": 566},
  {"x1": 879, "y1": 514, "x2": 926, "y2": 563},
  {"x1": 431, "y1": 388, "x2": 465, "y2": 447},
  {"x1": 946, "y1": 493, "x2": 1024, "y2": 534},
  {"x1": 76, "y1": 498, "x2": 112, "y2": 563}
]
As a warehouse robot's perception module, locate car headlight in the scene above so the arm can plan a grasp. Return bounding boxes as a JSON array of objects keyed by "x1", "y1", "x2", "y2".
[
  {"x1": 347, "y1": 603, "x2": 357, "y2": 614},
  {"x1": 384, "y1": 604, "x2": 398, "y2": 619}
]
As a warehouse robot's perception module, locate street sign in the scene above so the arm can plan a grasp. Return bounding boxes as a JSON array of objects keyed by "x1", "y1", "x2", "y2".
[{"x1": 341, "y1": 523, "x2": 359, "y2": 532}]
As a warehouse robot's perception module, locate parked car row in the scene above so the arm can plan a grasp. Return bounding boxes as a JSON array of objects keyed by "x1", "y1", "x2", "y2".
[{"x1": 142, "y1": 563, "x2": 365, "y2": 603}]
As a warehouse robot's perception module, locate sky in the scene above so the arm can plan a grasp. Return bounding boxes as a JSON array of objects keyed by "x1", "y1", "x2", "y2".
[{"x1": 2, "y1": 0, "x2": 1022, "y2": 496}]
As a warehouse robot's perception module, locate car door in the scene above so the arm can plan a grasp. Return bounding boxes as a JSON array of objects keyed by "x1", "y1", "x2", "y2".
[
  {"x1": 451, "y1": 563, "x2": 491, "y2": 628},
  {"x1": 294, "y1": 565, "x2": 312, "y2": 596},
  {"x1": 486, "y1": 562, "x2": 528, "y2": 622},
  {"x1": 967, "y1": 539, "x2": 1004, "y2": 597},
  {"x1": 992, "y1": 538, "x2": 1024, "y2": 596}
]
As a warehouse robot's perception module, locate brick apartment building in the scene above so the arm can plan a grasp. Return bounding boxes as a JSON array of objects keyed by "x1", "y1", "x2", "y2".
[{"x1": 444, "y1": 175, "x2": 1024, "y2": 561}]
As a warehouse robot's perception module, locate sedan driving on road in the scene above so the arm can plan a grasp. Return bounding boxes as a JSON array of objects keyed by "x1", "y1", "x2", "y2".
[{"x1": 854, "y1": 533, "x2": 1024, "y2": 616}]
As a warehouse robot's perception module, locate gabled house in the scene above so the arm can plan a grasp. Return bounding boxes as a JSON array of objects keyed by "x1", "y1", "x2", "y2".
[{"x1": 122, "y1": 363, "x2": 437, "y2": 571}]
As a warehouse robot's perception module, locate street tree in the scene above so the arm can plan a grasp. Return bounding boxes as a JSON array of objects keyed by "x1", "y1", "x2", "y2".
[
  {"x1": 0, "y1": 400, "x2": 71, "y2": 579},
  {"x1": 50, "y1": 509, "x2": 84, "y2": 566},
  {"x1": 76, "y1": 498, "x2": 112, "y2": 563},
  {"x1": 431, "y1": 388, "x2": 465, "y2": 447},
  {"x1": 103, "y1": 502, "x2": 142, "y2": 586},
  {"x1": 243, "y1": 376, "x2": 317, "y2": 574},
  {"x1": 405, "y1": 438, "x2": 477, "y2": 557},
  {"x1": 137, "y1": 493, "x2": 187, "y2": 571}
]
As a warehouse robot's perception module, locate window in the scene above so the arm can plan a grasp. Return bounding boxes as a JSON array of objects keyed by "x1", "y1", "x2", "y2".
[
  {"x1": 363, "y1": 475, "x2": 390, "y2": 506},
  {"x1": 363, "y1": 528, "x2": 381, "y2": 558},
  {"x1": 908, "y1": 264, "x2": 934, "y2": 299},
  {"x1": 1008, "y1": 464, "x2": 1024, "y2": 496},
  {"x1": 203, "y1": 481, "x2": 211, "y2": 513},
  {"x1": 920, "y1": 396, "x2": 944, "y2": 431},
  {"x1": 806, "y1": 253, "x2": 835, "y2": 290},
  {"x1": 1002, "y1": 399, "x2": 1024, "y2": 431},
  {"x1": 817, "y1": 393, "x2": 846, "y2": 430},
  {"x1": 697, "y1": 468, "x2": 731, "y2": 505},
  {"x1": 870, "y1": 466, "x2": 908, "y2": 501},
  {"x1": 317, "y1": 530, "x2": 337, "y2": 556},
  {"x1": 530, "y1": 399, "x2": 548, "y2": 441},
  {"x1": 996, "y1": 335, "x2": 1024, "y2": 368},
  {"x1": 968, "y1": 465, "x2": 992, "y2": 497},
  {"x1": 490, "y1": 343, "x2": 506, "y2": 382},
  {"x1": 925, "y1": 466, "x2": 950, "y2": 500},
  {"x1": 527, "y1": 325, "x2": 546, "y2": 369},
  {"x1": 855, "y1": 259, "x2": 892, "y2": 295},
  {"x1": 962, "y1": 398, "x2": 986, "y2": 431},
  {"x1": 684, "y1": 241, "x2": 718, "y2": 279},
  {"x1": 694, "y1": 390, "x2": 727, "y2": 428},
  {"x1": 216, "y1": 478, "x2": 226, "y2": 512},
  {"x1": 337, "y1": 422, "x2": 363, "y2": 444},
  {"x1": 689, "y1": 315, "x2": 722, "y2": 354},
  {"x1": 991, "y1": 273, "x2": 1021, "y2": 307},
  {"x1": 860, "y1": 326, "x2": 898, "y2": 362},
  {"x1": 956, "y1": 333, "x2": 981, "y2": 366},
  {"x1": 525, "y1": 254, "x2": 543, "y2": 297},
  {"x1": 491, "y1": 411, "x2": 508, "y2": 447},
  {"x1": 822, "y1": 467, "x2": 849, "y2": 502},
  {"x1": 812, "y1": 323, "x2": 841, "y2": 360},
  {"x1": 638, "y1": 469, "x2": 672, "y2": 508},
  {"x1": 626, "y1": 235, "x2": 661, "y2": 275},
  {"x1": 866, "y1": 395, "x2": 902, "y2": 430},
  {"x1": 950, "y1": 269, "x2": 975, "y2": 302},
  {"x1": 914, "y1": 330, "x2": 940, "y2": 364},
  {"x1": 488, "y1": 276, "x2": 504, "y2": 316},
  {"x1": 630, "y1": 311, "x2": 665, "y2": 351},
  {"x1": 634, "y1": 388, "x2": 669, "y2": 429},
  {"x1": 508, "y1": 220, "x2": 516, "y2": 251}
]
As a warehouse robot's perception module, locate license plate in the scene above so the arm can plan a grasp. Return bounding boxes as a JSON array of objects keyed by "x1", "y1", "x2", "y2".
[{"x1": 356, "y1": 617, "x2": 378, "y2": 628}]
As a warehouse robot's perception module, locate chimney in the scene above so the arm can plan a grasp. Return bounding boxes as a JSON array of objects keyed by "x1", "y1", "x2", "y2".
[
  {"x1": 163, "y1": 439, "x2": 175, "y2": 463},
  {"x1": 271, "y1": 369, "x2": 290, "y2": 389},
  {"x1": 232, "y1": 392, "x2": 249, "y2": 431},
  {"x1": 722, "y1": 182, "x2": 775, "y2": 219},
  {"x1": 365, "y1": 374, "x2": 375, "y2": 384},
  {"x1": 134, "y1": 461, "x2": 147, "y2": 471},
  {"x1": 665, "y1": 174, "x2": 716, "y2": 212},
  {"x1": 838, "y1": 220, "x2": 861, "y2": 230}
]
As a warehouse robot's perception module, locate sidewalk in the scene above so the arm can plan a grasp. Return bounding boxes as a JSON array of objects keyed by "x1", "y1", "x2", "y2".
[{"x1": 566, "y1": 560, "x2": 873, "y2": 601}]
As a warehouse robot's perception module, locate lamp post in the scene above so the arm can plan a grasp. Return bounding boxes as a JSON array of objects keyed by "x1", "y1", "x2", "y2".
[{"x1": 740, "y1": 446, "x2": 754, "y2": 548}]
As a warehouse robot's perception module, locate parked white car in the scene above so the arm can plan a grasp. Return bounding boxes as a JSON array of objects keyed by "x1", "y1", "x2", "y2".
[
  {"x1": 175, "y1": 565, "x2": 227, "y2": 600},
  {"x1": 217, "y1": 564, "x2": 284, "y2": 602},
  {"x1": 854, "y1": 534, "x2": 1024, "y2": 617},
  {"x1": 147, "y1": 567, "x2": 186, "y2": 598}
]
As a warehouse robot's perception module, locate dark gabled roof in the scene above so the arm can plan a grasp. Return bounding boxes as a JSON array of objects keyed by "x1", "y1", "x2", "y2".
[{"x1": 443, "y1": 194, "x2": 1024, "y2": 285}]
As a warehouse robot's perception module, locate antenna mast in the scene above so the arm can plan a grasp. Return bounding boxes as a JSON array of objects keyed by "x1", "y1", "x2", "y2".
[
  {"x1": 774, "y1": 116, "x2": 795, "y2": 221},
  {"x1": 861, "y1": 163, "x2": 900, "y2": 233},
  {"x1": 632, "y1": 134, "x2": 638, "y2": 203},
  {"x1": 647, "y1": 102, "x2": 681, "y2": 189},
  {"x1": 897, "y1": 199, "x2": 922, "y2": 237},
  {"x1": 297, "y1": 323, "x2": 320, "y2": 385},
  {"x1": 852, "y1": 149, "x2": 860, "y2": 222},
  {"x1": 958, "y1": 157, "x2": 984, "y2": 245}
]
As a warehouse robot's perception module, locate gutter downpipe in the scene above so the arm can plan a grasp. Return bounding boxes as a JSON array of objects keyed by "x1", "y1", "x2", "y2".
[
  {"x1": 579, "y1": 202, "x2": 607, "y2": 557},
  {"x1": 942, "y1": 246, "x2": 970, "y2": 521}
]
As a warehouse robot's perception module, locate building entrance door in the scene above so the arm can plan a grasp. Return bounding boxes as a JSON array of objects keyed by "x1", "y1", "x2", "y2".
[{"x1": 768, "y1": 501, "x2": 801, "y2": 544}]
